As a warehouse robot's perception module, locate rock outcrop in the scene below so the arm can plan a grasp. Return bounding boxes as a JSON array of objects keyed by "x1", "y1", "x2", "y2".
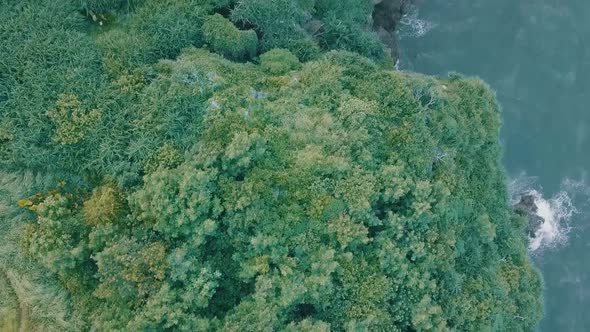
[
  {"x1": 372, "y1": 0, "x2": 412, "y2": 59},
  {"x1": 513, "y1": 194, "x2": 545, "y2": 237}
]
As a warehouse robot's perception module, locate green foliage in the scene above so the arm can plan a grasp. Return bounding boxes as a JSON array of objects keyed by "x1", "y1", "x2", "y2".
[
  {"x1": 143, "y1": 143, "x2": 184, "y2": 174},
  {"x1": 1, "y1": 0, "x2": 543, "y2": 331},
  {"x1": 96, "y1": 0, "x2": 215, "y2": 74},
  {"x1": 314, "y1": 0, "x2": 386, "y2": 58},
  {"x1": 23, "y1": 191, "x2": 92, "y2": 285},
  {"x1": 260, "y1": 49, "x2": 302, "y2": 75},
  {"x1": 94, "y1": 238, "x2": 167, "y2": 301},
  {"x1": 47, "y1": 94, "x2": 103, "y2": 145},
  {"x1": 203, "y1": 14, "x2": 259, "y2": 61},
  {"x1": 11, "y1": 51, "x2": 542, "y2": 330},
  {"x1": 129, "y1": 163, "x2": 221, "y2": 239},
  {"x1": 0, "y1": 172, "x2": 84, "y2": 331},
  {"x1": 231, "y1": 0, "x2": 311, "y2": 53},
  {"x1": 0, "y1": 0, "x2": 107, "y2": 171},
  {"x1": 229, "y1": 0, "x2": 388, "y2": 60},
  {"x1": 83, "y1": 183, "x2": 125, "y2": 226},
  {"x1": 80, "y1": 0, "x2": 127, "y2": 13}
]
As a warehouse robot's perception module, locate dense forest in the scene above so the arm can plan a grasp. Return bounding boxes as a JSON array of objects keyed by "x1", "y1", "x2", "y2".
[{"x1": 0, "y1": 0, "x2": 542, "y2": 331}]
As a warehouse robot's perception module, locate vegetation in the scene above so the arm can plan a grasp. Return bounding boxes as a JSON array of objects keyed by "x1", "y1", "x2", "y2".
[
  {"x1": 203, "y1": 14, "x2": 258, "y2": 61},
  {"x1": 0, "y1": 0, "x2": 542, "y2": 331}
]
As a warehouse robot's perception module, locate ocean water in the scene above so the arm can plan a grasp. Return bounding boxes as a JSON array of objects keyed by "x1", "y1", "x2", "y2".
[{"x1": 398, "y1": 1, "x2": 590, "y2": 330}]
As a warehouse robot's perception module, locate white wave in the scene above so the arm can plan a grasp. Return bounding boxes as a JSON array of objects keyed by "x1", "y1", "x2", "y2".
[
  {"x1": 562, "y1": 177, "x2": 590, "y2": 201},
  {"x1": 508, "y1": 174, "x2": 538, "y2": 205},
  {"x1": 527, "y1": 189, "x2": 575, "y2": 251},
  {"x1": 508, "y1": 174, "x2": 583, "y2": 252},
  {"x1": 398, "y1": 6, "x2": 436, "y2": 38}
]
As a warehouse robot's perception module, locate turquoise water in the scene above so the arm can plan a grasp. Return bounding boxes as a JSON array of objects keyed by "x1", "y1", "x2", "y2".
[{"x1": 398, "y1": 1, "x2": 590, "y2": 330}]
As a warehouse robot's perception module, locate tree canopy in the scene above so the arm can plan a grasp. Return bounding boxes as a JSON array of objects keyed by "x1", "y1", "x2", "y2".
[{"x1": 0, "y1": 0, "x2": 542, "y2": 331}]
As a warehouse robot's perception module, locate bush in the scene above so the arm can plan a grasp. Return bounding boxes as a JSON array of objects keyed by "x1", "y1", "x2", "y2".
[
  {"x1": 229, "y1": 0, "x2": 387, "y2": 60},
  {"x1": 97, "y1": 0, "x2": 214, "y2": 73},
  {"x1": 203, "y1": 14, "x2": 258, "y2": 61},
  {"x1": 315, "y1": 0, "x2": 386, "y2": 58},
  {"x1": 47, "y1": 94, "x2": 103, "y2": 145},
  {"x1": 260, "y1": 49, "x2": 301, "y2": 75},
  {"x1": 83, "y1": 184, "x2": 125, "y2": 226},
  {"x1": 231, "y1": 0, "x2": 308, "y2": 49}
]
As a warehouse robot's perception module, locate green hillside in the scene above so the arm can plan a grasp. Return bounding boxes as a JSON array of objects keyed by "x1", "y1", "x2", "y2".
[{"x1": 0, "y1": 0, "x2": 542, "y2": 331}]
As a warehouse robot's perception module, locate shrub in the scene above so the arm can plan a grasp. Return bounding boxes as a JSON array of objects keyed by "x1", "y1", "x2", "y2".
[
  {"x1": 83, "y1": 184, "x2": 125, "y2": 226},
  {"x1": 229, "y1": 0, "x2": 386, "y2": 60},
  {"x1": 260, "y1": 49, "x2": 301, "y2": 75},
  {"x1": 203, "y1": 14, "x2": 258, "y2": 61},
  {"x1": 47, "y1": 94, "x2": 103, "y2": 145},
  {"x1": 314, "y1": 0, "x2": 385, "y2": 58},
  {"x1": 143, "y1": 143, "x2": 184, "y2": 174},
  {"x1": 97, "y1": 0, "x2": 214, "y2": 73},
  {"x1": 231, "y1": 0, "x2": 308, "y2": 48}
]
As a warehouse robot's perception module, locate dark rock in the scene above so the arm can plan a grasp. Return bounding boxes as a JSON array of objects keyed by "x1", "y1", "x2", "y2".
[
  {"x1": 513, "y1": 194, "x2": 545, "y2": 237},
  {"x1": 373, "y1": 0, "x2": 405, "y2": 33},
  {"x1": 526, "y1": 214, "x2": 545, "y2": 238},
  {"x1": 372, "y1": 0, "x2": 412, "y2": 59},
  {"x1": 514, "y1": 194, "x2": 537, "y2": 214}
]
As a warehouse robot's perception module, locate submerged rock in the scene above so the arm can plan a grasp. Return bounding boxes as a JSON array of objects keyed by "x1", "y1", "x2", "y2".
[{"x1": 513, "y1": 194, "x2": 545, "y2": 237}]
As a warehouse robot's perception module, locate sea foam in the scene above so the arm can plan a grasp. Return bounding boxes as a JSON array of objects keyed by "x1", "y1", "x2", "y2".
[
  {"x1": 397, "y1": 5, "x2": 436, "y2": 38},
  {"x1": 508, "y1": 174, "x2": 584, "y2": 252}
]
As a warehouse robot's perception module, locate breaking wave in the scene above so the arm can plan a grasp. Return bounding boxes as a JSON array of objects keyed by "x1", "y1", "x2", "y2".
[
  {"x1": 508, "y1": 174, "x2": 586, "y2": 252},
  {"x1": 398, "y1": 5, "x2": 436, "y2": 38}
]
